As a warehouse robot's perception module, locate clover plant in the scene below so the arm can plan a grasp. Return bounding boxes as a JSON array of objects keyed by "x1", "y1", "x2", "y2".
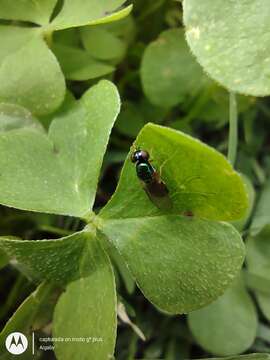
[{"x1": 0, "y1": 1, "x2": 269, "y2": 360}]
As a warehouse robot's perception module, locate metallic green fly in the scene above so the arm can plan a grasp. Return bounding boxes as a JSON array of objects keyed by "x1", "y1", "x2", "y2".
[{"x1": 131, "y1": 149, "x2": 173, "y2": 210}]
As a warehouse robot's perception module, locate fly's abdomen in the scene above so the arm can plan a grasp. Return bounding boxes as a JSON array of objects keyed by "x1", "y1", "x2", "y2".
[{"x1": 136, "y1": 162, "x2": 154, "y2": 183}]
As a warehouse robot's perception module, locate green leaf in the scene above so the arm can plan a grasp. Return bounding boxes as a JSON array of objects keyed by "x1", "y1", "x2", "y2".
[
  {"x1": 80, "y1": 27, "x2": 126, "y2": 62},
  {"x1": 201, "y1": 354, "x2": 270, "y2": 360},
  {"x1": 0, "y1": 0, "x2": 57, "y2": 25},
  {"x1": 116, "y1": 101, "x2": 145, "y2": 137},
  {"x1": 0, "y1": 34, "x2": 65, "y2": 116},
  {"x1": 40, "y1": 89, "x2": 76, "y2": 130},
  {"x1": 188, "y1": 276, "x2": 257, "y2": 356},
  {"x1": 250, "y1": 180, "x2": 270, "y2": 235},
  {"x1": 255, "y1": 292, "x2": 270, "y2": 322},
  {"x1": 0, "y1": 282, "x2": 56, "y2": 357},
  {"x1": 231, "y1": 174, "x2": 255, "y2": 231},
  {"x1": 244, "y1": 271, "x2": 270, "y2": 295},
  {"x1": 0, "y1": 231, "x2": 96, "y2": 283},
  {"x1": 0, "y1": 26, "x2": 36, "y2": 61},
  {"x1": 257, "y1": 324, "x2": 270, "y2": 346},
  {"x1": 0, "y1": 103, "x2": 43, "y2": 132},
  {"x1": 0, "y1": 249, "x2": 8, "y2": 269},
  {"x1": 52, "y1": 44, "x2": 114, "y2": 81},
  {"x1": 0, "y1": 80, "x2": 120, "y2": 216},
  {"x1": 53, "y1": 28, "x2": 81, "y2": 48},
  {"x1": 106, "y1": 238, "x2": 135, "y2": 294},
  {"x1": 246, "y1": 225, "x2": 270, "y2": 321},
  {"x1": 53, "y1": 239, "x2": 116, "y2": 360},
  {"x1": 101, "y1": 216, "x2": 245, "y2": 314},
  {"x1": 194, "y1": 87, "x2": 254, "y2": 129},
  {"x1": 101, "y1": 123, "x2": 248, "y2": 222},
  {"x1": 183, "y1": 0, "x2": 270, "y2": 96},
  {"x1": 138, "y1": 98, "x2": 169, "y2": 125},
  {"x1": 81, "y1": 15, "x2": 136, "y2": 62},
  {"x1": 84, "y1": 4, "x2": 133, "y2": 27},
  {"x1": 141, "y1": 29, "x2": 207, "y2": 108},
  {"x1": 50, "y1": 0, "x2": 132, "y2": 30}
]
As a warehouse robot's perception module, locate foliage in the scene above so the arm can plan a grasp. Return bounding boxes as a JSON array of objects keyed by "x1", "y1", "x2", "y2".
[{"x1": 0, "y1": 1, "x2": 270, "y2": 359}]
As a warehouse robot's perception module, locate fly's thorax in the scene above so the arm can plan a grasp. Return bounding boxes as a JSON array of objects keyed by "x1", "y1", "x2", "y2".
[{"x1": 136, "y1": 161, "x2": 155, "y2": 183}]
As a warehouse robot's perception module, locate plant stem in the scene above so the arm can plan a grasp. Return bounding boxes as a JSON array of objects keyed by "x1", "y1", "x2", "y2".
[
  {"x1": 43, "y1": 28, "x2": 53, "y2": 48},
  {"x1": 183, "y1": 85, "x2": 213, "y2": 123},
  {"x1": 0, "y1": 274, "x2": 27, "y2": 320},
  {"x1": 227, "y1": 92, "x2": 238, "y2": 166},
  {"x1": 39, "y1": 225, "x2": 72, "y2": 237},
  {"x1": 127, "y1": 332, "x2": 137, "y2": 360}
]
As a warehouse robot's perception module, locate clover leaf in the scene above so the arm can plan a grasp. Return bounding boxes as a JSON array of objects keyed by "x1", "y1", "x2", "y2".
[
  {"x1": 188, "y1": 276, "x2": 258, "y2": 356},
  {"x1": 246, "y1": 225, "x2": 270, "y2": 322},
  {"x1": 48, "y1": 0, "x2": 132, "y2": 31},
  {"x1": 250, "y1": 180, "x2": 270, "y2": 236},
  {"x1": 0, "y1": 80, "x2": 120, "y2": 216},
  {"x1": 203, "y1": 354, "x2": 270, "y2": 360},
  {"x1": 101, "y1": 216, "x2": 244, "y2": 314},
  {"x1": 0, "y1": 103, "x2": 43, "y2": 133},
  {"x1": 0, "y1": 0, "x2": 58, "y2": 25},
  {"x1": 0, "y1": 0, "x2": 132, "y2": 115},
  {"x1": 53, "y1": 235, "x2": 116, "y2": 360},
  {"x1": 52, "y1": 44, "x2": 115, "y2": 81},
  {"x1": 98, "y1": 123, "x2": 247, "y2": 314},
  {"x1": 0, "y1": 81, "x2": 248, "y2": 358},
  {"x1": 101, "y1": 123, "x2": 248, "y2": 221},
  {"x1": 0, "y1": 33, "x2": 66, "y2": 116},
  {"x1": 0, "y1": 231, "x2": 95, "y2": 283},
  {"x1": 0, "y1": 281, "x2": 57, "y2": 358},
  {"x1": 141, "y1": 28, "x2": 207, "y2": 108},
  {"x1": 183, "y1": 0, "x2": 270, "y2": 96},
  {"x1": 80, "y1": 16, "x2": 135, "y2": 64}
]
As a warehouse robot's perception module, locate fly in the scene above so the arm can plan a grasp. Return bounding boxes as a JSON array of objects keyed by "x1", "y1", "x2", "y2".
[{"x1": 131, "y1": 149, "x2": 172, "y2": 210}]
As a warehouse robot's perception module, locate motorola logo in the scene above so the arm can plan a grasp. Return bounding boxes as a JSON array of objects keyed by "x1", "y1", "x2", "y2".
[{"x1": 5, "y1": 332, "x2": 28, "y2": 355}]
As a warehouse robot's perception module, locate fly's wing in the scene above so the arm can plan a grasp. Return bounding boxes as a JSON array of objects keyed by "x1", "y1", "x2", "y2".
[
  {"x1": 142, "y1": 179, "x2": 173, "y2": 211},
  {"x1": 143, "y1": 183, "x2": 173, "y2": 211}
]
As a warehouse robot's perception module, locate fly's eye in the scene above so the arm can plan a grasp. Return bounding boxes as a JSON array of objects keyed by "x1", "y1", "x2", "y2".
[
  {"x1": 140, "y1": 150, "x2": 150, "y2": 161},
  {"x1": 131, "y1": 151, "x2": 139, "y2": 163},
  {"x1": 131, "y1": 150, "x2": 149, "y2": 163}
]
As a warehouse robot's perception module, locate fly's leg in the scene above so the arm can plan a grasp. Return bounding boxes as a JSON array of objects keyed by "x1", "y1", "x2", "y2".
[
  {"x1": 129, "y1": 143, "x2": 137, "y2": 161},
  {"x1": 148, "y1": 147, "x2": 154, "y2": 163},
  {"x1": 170, "y1": 190, "x2": 217, "y2": 201},
  {"x1": 130, "y1": 143, "x2": 137, "y2": 153},
  {"x1": 180, "y1": 175, "x2": 203, "y2": 187},
  {"x1": 158, "y1": 150, "x2": 179, "y2": 179}
]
